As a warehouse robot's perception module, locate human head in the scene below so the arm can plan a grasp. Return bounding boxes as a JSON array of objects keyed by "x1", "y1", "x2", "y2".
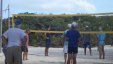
[
  {"x1": 71, "y1": 22, "x2": 78, "y2": 29},
  {"x1": 84, "y1": 25, "x2": 89, "y2": 31},
  {"x1": 25, "y1": 29, "x2": 30, "y2": 33},
  {"x1": 15, "y1": 17, "x2": 22, "y2": 28},
  {"x1": 67, "y1": 24, "x2": 72, "y2": 28},
  {"x1": 48, "y1": 25, "x2": 51, "y2": 30},
  {"x1": 99, "y1": 26, "x2": 103, "y2": 31}
]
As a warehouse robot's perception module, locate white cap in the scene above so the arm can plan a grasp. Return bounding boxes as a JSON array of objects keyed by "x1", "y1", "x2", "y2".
[
  {"x1": 68, "y1": 24, "x2": 72, "y2": 28},
  {"x1": 72, "y1": 22, "x2": 78, "y2": 27},
  {"x1": 86, "y1": 25, "x2": 88, "y2": 28},
  {"x1": 99, "y1": 27, "x2": 102, "y2": 31}
]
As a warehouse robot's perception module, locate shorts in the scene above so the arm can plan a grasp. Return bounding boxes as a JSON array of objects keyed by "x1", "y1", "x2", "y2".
[
  {"x1": 68, "y1": 47, "x2": 78, "y2": 54},
  {"x1": 6, "y1": 46, "x2": 22, "y2": 64},
  {"x1": 21, "y1": 46, "x2": 28, "y2": 52},
  {"x1": 63, "y1": 45, "x2": 68, "y2": 53},
  {"x1": 2, "y1": 48, "x2": 7, "y2": 58},
  {"x1": 84, "y1": 42, "x2": 91, "y2": 48},
  {"x1": 45, "y1": 39, "x2": 51, "y2": 48},
  {"x1": 98, "y1": 44, "x2": 104, "y2": 53}
]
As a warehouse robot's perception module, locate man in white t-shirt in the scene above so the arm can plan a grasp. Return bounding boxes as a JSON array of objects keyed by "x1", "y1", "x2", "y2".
[
  {"x1": 63, "y1": 24, "x2": 71, "y2": 64},
  {"x1": 2, "y1": 18, "x2": 26, "y2": 64}
]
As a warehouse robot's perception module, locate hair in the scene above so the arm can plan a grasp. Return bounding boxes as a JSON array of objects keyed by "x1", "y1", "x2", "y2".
[
  {"x1": 26, "y1": 29, "x2": 30, "y2": 32},
  {"x1": 71, "y1": 24, "x2": 75, "y2": 29}
]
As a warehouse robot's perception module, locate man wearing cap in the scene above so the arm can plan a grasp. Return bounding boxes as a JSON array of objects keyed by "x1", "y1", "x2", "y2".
[
  {"x1": 66, "y1": 22, "x2": 80, "y2": 64},
  {"x1": 2, "y1": 17, "x2": 26, "y2": 64},
  {"x1": 82, "y1": 26, "x2": 92, "y2": 55},
  {"x1": 63, "y1": 24, "x2": 71, "y2": 64}
]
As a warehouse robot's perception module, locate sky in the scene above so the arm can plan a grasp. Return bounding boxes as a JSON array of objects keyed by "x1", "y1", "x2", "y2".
[{"x1": 2, "y1": 0, "x2": 113, "y2": 18}]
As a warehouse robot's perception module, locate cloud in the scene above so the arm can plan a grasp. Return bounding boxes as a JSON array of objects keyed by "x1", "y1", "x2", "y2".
[{"x1": 6, "y1": 0, "x2": 96, "y2": 14}]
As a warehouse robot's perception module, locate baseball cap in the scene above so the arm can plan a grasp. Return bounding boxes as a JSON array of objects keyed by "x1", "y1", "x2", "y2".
[
  {"x1": 72, "y1": 22, "x2": 78, "y2": 27},
  {"x1": 68, "y1": 24, "x2": 72, "y2": 28}
]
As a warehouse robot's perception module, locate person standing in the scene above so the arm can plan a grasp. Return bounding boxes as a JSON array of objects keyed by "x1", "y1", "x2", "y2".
[
  {"x1": 97, "y1": 27, "x2": 106, "y2": 59},
  {"x1": 2, "y1": 43, "x2": 7, "y2": 64},
  {"x1": 82, "y1": 26, "x2": 92, "y2": 55},
  {"x1": 2, "y1": 17, "x2": 26, "y2": 64},
  {"x1": 22, "y1": 29, "x2": 30, "y2": 60},
  {"x1": 63, "y1": 24, "x2": 71, "y2": 64},
  {"x1": 1, "y1": 36, "x2": 8, "y2": 64},
  {"x1": 66, "y1": 22, "x2": 81, "y2": 64},
  {"x1": 45, "y1": 26, "x2": 51, "y2": 56}
]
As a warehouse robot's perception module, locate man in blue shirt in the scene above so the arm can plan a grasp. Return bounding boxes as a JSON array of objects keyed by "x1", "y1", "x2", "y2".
[
  {"x1": 97, "y1": 27, "x2": 106, "y2": 59},
  {"x1": 66, "y1": 22, "x2": 80, "y2": 64}
]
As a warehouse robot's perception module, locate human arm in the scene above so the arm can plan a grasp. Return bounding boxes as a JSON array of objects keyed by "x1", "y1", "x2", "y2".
[{"x1": 21, "y1": 35, "x2": 27, "y2": 46}]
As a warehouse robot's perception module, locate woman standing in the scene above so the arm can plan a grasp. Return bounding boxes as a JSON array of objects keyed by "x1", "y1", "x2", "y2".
[{"x1": 45, "y1": 26, "x2": 51, "y2": 56}]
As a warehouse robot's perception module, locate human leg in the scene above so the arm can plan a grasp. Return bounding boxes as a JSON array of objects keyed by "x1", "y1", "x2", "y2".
[
  {"x1": 21, "y1": 46, "x2": 26, "y2": 60},
  {"x1": 45, "y1": 47, "x2": 49, "y2": 56},
  {"x1": 13, "y1": 46, "x2": 22, "y2": 64},
  {"x1": 89, "y1": 46, "x2": 92, "y2": 56},
  {"x1": 2, "y1": 48, "x2": 7, "y2": 64},
  {"x1": 25, "y1": 52, "x2": 28, "y2": 60},
  {"x1": 6, "y1": 47, "x2": 14, "y2": 64},
  {"x1": 24, "y1": 47, "x2": 28, "y2": 60},
  {"x1": 63, "y1": 45, "x2": 68, "y2": 64},
  {"x1": 84, "y1": 44, "x2": 87, "y2": 55},
  {"x1": 67, "y1": 54, "x2": 71, "y2": 64},
  {"x1": 73, "y1": 47, "x2": 78, "y2": 64},
  {"x1": 102, "y1": 45, "x2": 105, "y2": 59},
  {"x1": 98, "y1": 45, "x2": 102, "y2": 59},
  {"x1": 45, "y1": 39, "x2": 50, "y2": 56},
  {"x1": 73, "y1": 54, "x2": 77, "y2": 64},
  {"x1": 84, "y1": 48, "x2": 86, "y2": 55},
  {"x1": 64, "y1": 53, "x2": 68, "y2": 64},
  {"x1": 23, "y1": 52, "x2": 25, "y2": 60}
]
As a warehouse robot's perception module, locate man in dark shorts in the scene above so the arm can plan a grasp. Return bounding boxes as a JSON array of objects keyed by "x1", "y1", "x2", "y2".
[
  {"x1": 82, "y1": 26, "x2": 92, "y2": 55},
  {"x1": 66, "y1": 22, "x2": 80, "y2": 64}
]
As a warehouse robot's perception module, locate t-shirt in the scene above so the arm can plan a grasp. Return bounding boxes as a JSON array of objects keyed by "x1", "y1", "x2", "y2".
[
  {"x1": 66, "y1": 29, "x2": 80, "y2": 48},
  {"x1": 63, "y1": 29, "x2": 69, "y2": 46},
  {"x1": 46, "y1": 33, "x2": 51, "y2": 40},
  {"x1": 97, "y1": 33, "x2": 106, "y2": 44},
  {"x1": 83, "y1": 34, "x2": 90, "y2": 43},
  {"x1": 3, "y1": 28, "x2": 26, "y2": 47}
]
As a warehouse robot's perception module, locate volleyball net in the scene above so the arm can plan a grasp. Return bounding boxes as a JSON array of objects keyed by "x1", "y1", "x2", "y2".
[{"x1": 10, "y1": 13, "x2": 113, "y2": 47}]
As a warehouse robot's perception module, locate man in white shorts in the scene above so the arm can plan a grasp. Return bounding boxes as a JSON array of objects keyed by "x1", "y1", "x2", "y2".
[{"x1": 63, "y1": 24, "x2": 71, "y2": 64}]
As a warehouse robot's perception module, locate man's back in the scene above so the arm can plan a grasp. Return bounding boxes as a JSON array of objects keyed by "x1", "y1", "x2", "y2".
[
  {"x1": 97, "y1": 33, "x2": 106, "y2": 44},
  {"x1": 3, "y1": 28, "x2": 26, "y2": 47},
  {"x1": 83, "y1": 34, "x2": 90, "y2": 43},
  {"x1": 66, "y1": 29, "x2": 80, "y2": 48}
]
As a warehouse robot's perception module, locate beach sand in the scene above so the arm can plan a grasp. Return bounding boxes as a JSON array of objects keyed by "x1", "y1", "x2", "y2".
[{"x1": 0, "y1": 45, "x2": 113, "y2": 64}]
